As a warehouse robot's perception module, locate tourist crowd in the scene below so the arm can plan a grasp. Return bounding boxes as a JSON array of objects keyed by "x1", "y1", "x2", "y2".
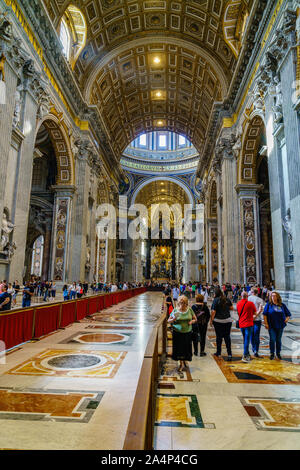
[
  {"x1": 0, "y1": 279, "x2": 144, "y2": 310},
  {"x1": 164, "y1": 281, "x2": 291, "y2": 370}
]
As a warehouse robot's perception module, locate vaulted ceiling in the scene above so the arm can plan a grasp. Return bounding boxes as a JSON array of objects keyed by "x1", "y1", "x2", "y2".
[
  {"x1": 134, "y1": 179, "x2": 190, "y2": 208},
  {"x1": 44, "y1": 0, "x2": 253, "y2": 156}
]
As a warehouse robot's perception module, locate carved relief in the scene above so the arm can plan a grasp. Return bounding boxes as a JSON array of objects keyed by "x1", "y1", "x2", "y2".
[
  {"x1": 241, "y1": 199, "x2": 257, "y2": 284},
  {"x1": 53, "y1": 199, "x2": 69, "y2": 280}
]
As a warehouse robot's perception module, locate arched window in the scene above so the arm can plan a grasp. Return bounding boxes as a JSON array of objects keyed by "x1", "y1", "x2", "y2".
[
  {"x1": 59, "y1": 5, "x2": 87, "y2": 68},
  {"x1": 60, "y1": 18, "x2": 71, "y2": 59}
]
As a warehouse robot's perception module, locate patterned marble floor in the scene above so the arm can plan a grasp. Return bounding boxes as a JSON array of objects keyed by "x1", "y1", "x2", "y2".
[
  {"x1": 0, "y1": 291, "x2": 162, "y2": 450},
  {"x1": 154, "y1": 300, "x2": 300, "y2": 450}
]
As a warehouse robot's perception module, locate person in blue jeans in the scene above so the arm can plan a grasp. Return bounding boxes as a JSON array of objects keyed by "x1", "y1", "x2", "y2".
[
  {"x1": 236, "y1": 292, "x2": 256, "y2": 362},
  {"x1": 263, "y1": 291, "x2": 291, "y2": 360},
  {"x1": 22, "y1": 282, "x2": 34, "y2": 308},
  {"x1": 248, "y1": 288, "x2": 264, "y2": 357}
]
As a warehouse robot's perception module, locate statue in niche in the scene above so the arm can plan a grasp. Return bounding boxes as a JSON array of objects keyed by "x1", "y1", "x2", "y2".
[
  {"x1": 0, "y1": 15, "x2": 12, "y2": 41},
  {"x1": 37, "y1": 91, "x2": 50, "y2": 120},
  {"x1": 3, "y1": 241, "x2": 16, "y2": 259},
  {"x1": 282, "y1": 208, "x2": 293, "y2": 255},
  {"x1": 274, "y1": 75, "x2": 283, "y2": 108},
  {"x1": 253, "y1": 92, "x2": 264, "y2": 112},
  {"x1": 273, "y1": 104, "x2": 283, "y2": 124},
  {"x1": 1, "y1": 212, "x2": 14, "y2": 251},
  {"x1": 12, "y1": 83, "x2": 24, "y2": 128},
  {"x1": 233, "y1": 124, "x2": 243, "y2": 158},
  {"x1": 85, "y1": 247, "x2": 91, "y2": 271}
]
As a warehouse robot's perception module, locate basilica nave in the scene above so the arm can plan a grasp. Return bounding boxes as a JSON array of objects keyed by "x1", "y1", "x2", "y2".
[{"x1": 0, "y1": 0, "x2": 300, "y2": 451}]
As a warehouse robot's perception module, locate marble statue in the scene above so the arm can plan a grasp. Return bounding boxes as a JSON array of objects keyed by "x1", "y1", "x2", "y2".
[
  {"x1": 282, "y1": 208, "x2": 293, "y2": 255},
  {"x1": 0, "y1": 15, "x2": 12, "y2": 41},
  {"x1": 12, "y1": 83, "x2": 24, "y2": 128},
  {"x1": 85, "y1": 247, "x2": 91, "y2": 271},
  {"x1": 1, "y1": 212, "x2": 14, "y2": 251}
]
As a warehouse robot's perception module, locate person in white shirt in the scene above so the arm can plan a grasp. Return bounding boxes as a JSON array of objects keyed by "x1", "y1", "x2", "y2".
[
  {"x1": 111, "y1": 283, "x2": 118, "y2": 292},
  {"x1": 172, "y1": 285, "x2": 180, "y2": 306},
  {"x1": 123, "y1": 283, "x2": 128, "y2": 290},
  {"x1": 248, "y1": 287, "x2": 264, "y2": 357}
]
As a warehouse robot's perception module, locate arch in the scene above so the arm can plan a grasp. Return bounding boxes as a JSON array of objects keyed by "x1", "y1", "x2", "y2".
[
  {"x1": 35, "y1": 114, "x2": 74, "y2": 185},
  {"x1": 131, "y1": 176, "x2": 195, "y2": 207},
  {"x1": 58, "y1": 4, "x2": 87, "y2": 68},
  {"x1": 238, "y1": 116, "x2": 266, "y2": 184}
]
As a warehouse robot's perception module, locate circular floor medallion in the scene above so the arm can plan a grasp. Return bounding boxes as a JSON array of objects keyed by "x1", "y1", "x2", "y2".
[
  {"x1": 42, "y1": 354, "x2": 105, "y2": 371},
  {"x1": 77, "y1": 333, "x2": 126, "y2": 344}
]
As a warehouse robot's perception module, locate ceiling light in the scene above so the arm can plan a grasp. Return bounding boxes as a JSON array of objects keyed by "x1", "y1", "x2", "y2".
[
  {"x1": 155, "y1": 91, "x2": 162, "y2": 97},
  {"x1": 153, "y1": 56, "x2": 161, "y2": 64},
  {"x1": 157, "y1": 120, "x2": 163, "y2": 126}
]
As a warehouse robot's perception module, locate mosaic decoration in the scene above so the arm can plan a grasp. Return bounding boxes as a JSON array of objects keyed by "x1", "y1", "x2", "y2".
[
  {"x1": 155, "y1": 394, "x2": 214, "y2": 429},
  {"x1": 211, "y1": 226, "x2": 219, "y2": 283},
  {"x1": 60, "y1": 331, "x2": 135, "y2": 346},
  {"x1": 6, "y1": 349, "x2": 126, "y2": 379},
  {"x1": 0, "y1": 387, "x2": 104, "y2": 423},
  {"x1": 97, "y1": 238, "x2": 107, "y2": 283},
  {"x1": 241, "y1": 198, "x2": 257, "y2": 284},
  {"x1": 240, "y1": 397, "x2": 300, "y2": 432},
  {"x1": 214, "y1": 355, "x2": 300, "y2": 385},
  {"x1": 53, "y1": 198, "x2": 70, "y2": 281}
]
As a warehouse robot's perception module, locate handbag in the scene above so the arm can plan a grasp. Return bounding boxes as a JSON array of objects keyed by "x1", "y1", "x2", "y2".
[{"x1": 236, "y1": 301, "x2": 247, "y2": 328}]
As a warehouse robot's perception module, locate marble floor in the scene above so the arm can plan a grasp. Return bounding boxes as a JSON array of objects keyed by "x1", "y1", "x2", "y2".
[
  {"x1": 0, "y1": 291, "x2": 163, "y2": 450},
  {"x1": 154, "y1": 300, "x2": 300, "y2": 450},
  {"x1": 1, "y1": 291, "x2": 300, "y2": 450}
]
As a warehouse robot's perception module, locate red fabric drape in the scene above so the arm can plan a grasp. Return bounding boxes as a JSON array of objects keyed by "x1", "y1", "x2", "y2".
[
  {"x1": 0, "y1": 288, "x2": 147, "y2": 351},
  {"x1": 34, "y1": 305, "x2": 60, "y2": 338},
  {"x1": 98, "y1": 296, "x2": 104, "y2": 311},
  {"x1": 76, "y1": 298, "x2": 89, "y2": 320},
  {"x1": 0, "y1": 309, "x2": 34, "y2": 350},
  {"x1": 60, "y1": 301, "x2": 76, "y2": 327},
  {"x1": 88, "y1": 297, "x2": 99, "y2": 315}
]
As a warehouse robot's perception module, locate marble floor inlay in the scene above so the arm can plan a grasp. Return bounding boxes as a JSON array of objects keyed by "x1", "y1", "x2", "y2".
[
  {"x1": 6, "y1": 349, "x2": 126, "y2": 378},
  {"x1": 214, "y1": 355, "x2": 300, "y2": 384},
  {"x1": 59, "y1": 331, "x2": 135, "y2": 346},
  {"x1": 240, "y1": 397, "x2": 300, "y2": 431},
  {"x1": 155, "y1": 394, "x2": 214, "y2": 429},
  {"x1": 0, "y1": 387, "x2": 104, "y2": 423}
]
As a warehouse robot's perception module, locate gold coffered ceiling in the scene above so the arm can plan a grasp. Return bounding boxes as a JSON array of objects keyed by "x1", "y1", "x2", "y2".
[
  {"x1": 45, "y1": 0, "x2": 252, "y2": 155},
  {"x1": 89, "y1": 43, "x2": 223, "y2": 154}
]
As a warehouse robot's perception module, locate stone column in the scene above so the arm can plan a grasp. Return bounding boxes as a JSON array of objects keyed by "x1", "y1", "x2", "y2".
[
  {"x1": 216, "y1": 134, "x2": 240, "y2": 283},
  {"x1": 279, "y1": 14, "x2": 300, "y2": 292},
  {"x1": 8, "y1": 61, "x2": 49, "y2": 283},
  {"x1": 50, "y1": 186, "x2": 75, "y2": 284},
  {"x1": 70, "y1": 139, "x2": 94, "y2": 281},
  {"x1": 206, "y1": 219, "x2": 218, "y2": 284},
  {"x1": 236, "y1": 185, "x2": 263, "y2": 285},
  {"x1": 41, "y1": 216, "x2": 52, "y2": 281}
]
